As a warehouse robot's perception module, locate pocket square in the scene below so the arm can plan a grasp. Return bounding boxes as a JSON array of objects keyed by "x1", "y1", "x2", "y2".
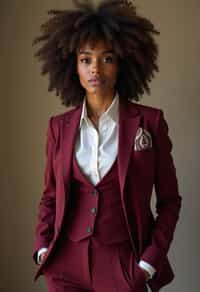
[{"x1": 134, "y1": 127, "x2": 152, "y2": 151}]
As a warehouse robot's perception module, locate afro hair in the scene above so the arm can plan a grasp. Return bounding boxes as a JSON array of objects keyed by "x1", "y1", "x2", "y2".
[{"x1": 32, "y1": 0, "x2": 160, "y2": 107}]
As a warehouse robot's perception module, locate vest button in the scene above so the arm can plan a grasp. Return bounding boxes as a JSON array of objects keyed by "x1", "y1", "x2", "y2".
[
  {"x1": 91, "y1": 207, "x2": 97, "y2": 214},
  {"x1": 86, "y1": 226, "x2": 92, "y2": 233},
  {"x1": 92, "y1": 190, "x2": 98, "y2": 196}
]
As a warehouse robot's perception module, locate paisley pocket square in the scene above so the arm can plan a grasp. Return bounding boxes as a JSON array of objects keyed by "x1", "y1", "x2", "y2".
[{"x1": 134, "y1": 127, "x2": 152, "y2": 151}]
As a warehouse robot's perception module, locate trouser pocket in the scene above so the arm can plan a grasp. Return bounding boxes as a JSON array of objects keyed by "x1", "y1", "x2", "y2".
[{"x1": 116, "y1": 240, "x2": 135, "y2": 290}]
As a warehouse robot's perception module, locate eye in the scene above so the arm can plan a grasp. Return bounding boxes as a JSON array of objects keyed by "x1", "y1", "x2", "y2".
[
  {"x1": 103, "y1": 56, "x2": 114, "y2": 63},
  {"x1": 80, "y1": 58, "x2": 90, "y2": 64}
]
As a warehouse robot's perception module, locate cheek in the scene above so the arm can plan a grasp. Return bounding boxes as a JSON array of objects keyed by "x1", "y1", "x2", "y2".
[
  {"x1": 107, "y1": 62, "x2": 119, "y2": 75},
  {"x1": 77, "y1": 66, "x2": 88, "y2": 85},
  {"x1": 105, "y1": 66, "x2": 119, "y2": 82}
]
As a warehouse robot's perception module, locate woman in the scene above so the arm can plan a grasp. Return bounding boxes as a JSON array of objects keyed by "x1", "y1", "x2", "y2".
[{"x1": 32, "y1": 1, "x2": 182, "y2": 292}]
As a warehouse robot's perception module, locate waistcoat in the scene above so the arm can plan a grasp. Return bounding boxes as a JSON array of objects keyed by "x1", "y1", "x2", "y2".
[{"x1": 63, "y1": 150, "x2": 130, "y2": 244}]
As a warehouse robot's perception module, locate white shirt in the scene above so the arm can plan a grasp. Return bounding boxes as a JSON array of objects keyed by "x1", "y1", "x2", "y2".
[
  {"x1": 74, "y1": 91, "x2": 119, "y2": 185},
  {"x1": 37, "y1": 92, "x2": 156, "y2": 290}
]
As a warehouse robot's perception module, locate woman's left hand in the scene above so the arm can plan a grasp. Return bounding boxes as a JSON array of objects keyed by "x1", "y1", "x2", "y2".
[{"x1": 140, "y1": 267, "x2": 151, "y2": 281}]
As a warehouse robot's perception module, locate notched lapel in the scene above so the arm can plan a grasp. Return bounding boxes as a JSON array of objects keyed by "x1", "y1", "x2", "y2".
[
  {"x1": 61, "y1": 105, "x2": 82, "y2": 193},
  {"x1": 118, "y1": 100, "x2": 142, "y2": 197}
]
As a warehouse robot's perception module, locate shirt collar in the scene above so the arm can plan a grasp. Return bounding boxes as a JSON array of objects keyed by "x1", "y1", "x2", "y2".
[{"x1": 79, "y1": 91, "x2": 119, "y2": 128}]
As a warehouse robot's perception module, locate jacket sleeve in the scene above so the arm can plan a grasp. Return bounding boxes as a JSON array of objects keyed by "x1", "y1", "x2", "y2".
[
  {"x1": 140, "y1": 109, "x2": 182, "y2": 272},
  {"x1": 32, "y1": 117, "x2": 56, "y2": 264}
]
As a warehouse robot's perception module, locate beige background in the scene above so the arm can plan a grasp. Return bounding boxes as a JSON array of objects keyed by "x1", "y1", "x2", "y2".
[{"x1": 1, "y1": 0, "x2": 199, "y2": 291}]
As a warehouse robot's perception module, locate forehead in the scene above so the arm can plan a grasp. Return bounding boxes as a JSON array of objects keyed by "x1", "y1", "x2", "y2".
[{"x1": 77, "y1": 39, "x2": 115, "y2": 54}]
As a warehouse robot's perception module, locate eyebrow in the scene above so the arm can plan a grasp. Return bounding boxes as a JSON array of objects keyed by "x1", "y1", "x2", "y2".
[{"x1": 79, "y1": 50, "x2": 115, "y2": 55}]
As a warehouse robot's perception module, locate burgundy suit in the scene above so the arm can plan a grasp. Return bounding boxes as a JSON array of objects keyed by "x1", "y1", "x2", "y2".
[{"x1": 32, "y1": 98, "x2": 182, "y2": 292}]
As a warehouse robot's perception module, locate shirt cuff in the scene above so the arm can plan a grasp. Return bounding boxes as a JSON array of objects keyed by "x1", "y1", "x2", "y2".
[
  {"x1": 138, "y1": 260, "x2": 156, "y2": 279},
  {"x1": 37, "y1": 247, "x2": 48, "y2": 264}
]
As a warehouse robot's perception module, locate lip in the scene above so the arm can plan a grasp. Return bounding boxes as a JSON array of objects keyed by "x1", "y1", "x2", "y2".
[{"x1": 88, "y1": 79, "x2": 105, "y2": 86}]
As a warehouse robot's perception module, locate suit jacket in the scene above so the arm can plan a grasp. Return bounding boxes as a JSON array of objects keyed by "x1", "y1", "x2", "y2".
[{"x1": 32, "y1": 98, "x2": 182, "y2": 291}]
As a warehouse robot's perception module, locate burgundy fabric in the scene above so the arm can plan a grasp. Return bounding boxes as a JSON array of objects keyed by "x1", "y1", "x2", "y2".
[
  {"x1": 43, "y1": 236, "x2": 148, "y2": 292},
  {"x1": 63, "y1": 152, "x2": 130, "y2": 244},
  {"x1": 32, "y1": 99, "x2": 182, "y2": 292},
  {"x1": 42, "y1": 152, "x2": 147, "y2": 292}
]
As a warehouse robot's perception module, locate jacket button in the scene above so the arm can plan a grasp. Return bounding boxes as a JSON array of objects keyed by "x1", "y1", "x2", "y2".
[
  {"x1": 86, "y1": 226, "x2": 92, "y2": 233},
  {"x1": 92, "y1": 190, "x2": 98, "y2": 196},
  {"x1": 91, "y1": 207, "x2": 97, "y2": 214}
]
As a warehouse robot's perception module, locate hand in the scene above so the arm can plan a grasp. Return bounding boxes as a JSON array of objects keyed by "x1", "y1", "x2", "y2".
[
  {"x1": 39, "y1": 250, "x2": 48, "y2": 264},
  {"x1": 139, "y1": 267, "x2": 151, "y2": 282}
]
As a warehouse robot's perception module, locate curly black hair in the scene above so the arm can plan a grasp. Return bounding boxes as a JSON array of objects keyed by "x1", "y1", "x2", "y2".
[{"x1": 32, "y1": 0, "x2": 160, "y2": 107}]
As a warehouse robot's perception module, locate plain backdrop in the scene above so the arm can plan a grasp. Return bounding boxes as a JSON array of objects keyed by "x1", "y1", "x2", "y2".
[{"x1": 1, "y1": 0, "x2": 199, "y2": 291}]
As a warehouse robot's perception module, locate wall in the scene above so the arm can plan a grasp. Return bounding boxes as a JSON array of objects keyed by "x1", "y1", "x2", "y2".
[{"x1": 1, "y1": 0, "x2": 199, "y2": 291}]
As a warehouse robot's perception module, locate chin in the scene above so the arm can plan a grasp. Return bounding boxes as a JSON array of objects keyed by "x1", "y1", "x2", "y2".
[{"x1": 88, "y1": 86, "x2": 110, "y2": 93}]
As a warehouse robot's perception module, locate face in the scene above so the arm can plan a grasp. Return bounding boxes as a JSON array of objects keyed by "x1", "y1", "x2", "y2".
[{"x1": 76, "y1": 39, "x2": 119, "y2": 95}]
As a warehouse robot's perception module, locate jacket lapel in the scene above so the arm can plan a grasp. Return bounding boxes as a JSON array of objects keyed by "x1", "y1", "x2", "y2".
[
  {"x1": 118, "y1": 99, "x2": 141, "y2": 198},
  {"x1": 61, "y1": 104, "x2": 83, "y2": 205}
]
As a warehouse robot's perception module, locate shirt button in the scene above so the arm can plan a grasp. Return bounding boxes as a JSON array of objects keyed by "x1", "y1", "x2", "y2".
[
  {"x1": 92, "y1": 189, "x2": 98, "y2": 196},
  {"x1": 86, "y1": 226, "x2": 92, "y2": 233},
  {"x1": 91, "y1": 207, "x2": 97, "y2": 214}
]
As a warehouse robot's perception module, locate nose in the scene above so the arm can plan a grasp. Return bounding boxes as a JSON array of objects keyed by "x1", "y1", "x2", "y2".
[{"x1": 90, "y1": 60, "x2": 101, "y2": 75}]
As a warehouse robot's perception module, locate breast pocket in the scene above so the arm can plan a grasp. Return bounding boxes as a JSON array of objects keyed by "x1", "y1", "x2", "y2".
[{"x1": 133, "y1": 147, "x2": 154, "y2": 162}]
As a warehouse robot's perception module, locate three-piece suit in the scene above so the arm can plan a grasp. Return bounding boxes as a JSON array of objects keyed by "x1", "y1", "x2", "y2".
[{"x1": 32, "y1": 97, "x2": 182, "y2": 292}]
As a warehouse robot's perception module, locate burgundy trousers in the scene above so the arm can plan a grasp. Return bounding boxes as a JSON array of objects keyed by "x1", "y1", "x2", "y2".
[{"x1": 42, "y1": 235, "x2": 148, "y2": 292}]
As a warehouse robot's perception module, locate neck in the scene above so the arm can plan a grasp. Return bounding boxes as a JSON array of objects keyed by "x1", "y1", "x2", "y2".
[{"x1": 85, "y1": 90, "x2": 116, "y2": 119}]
